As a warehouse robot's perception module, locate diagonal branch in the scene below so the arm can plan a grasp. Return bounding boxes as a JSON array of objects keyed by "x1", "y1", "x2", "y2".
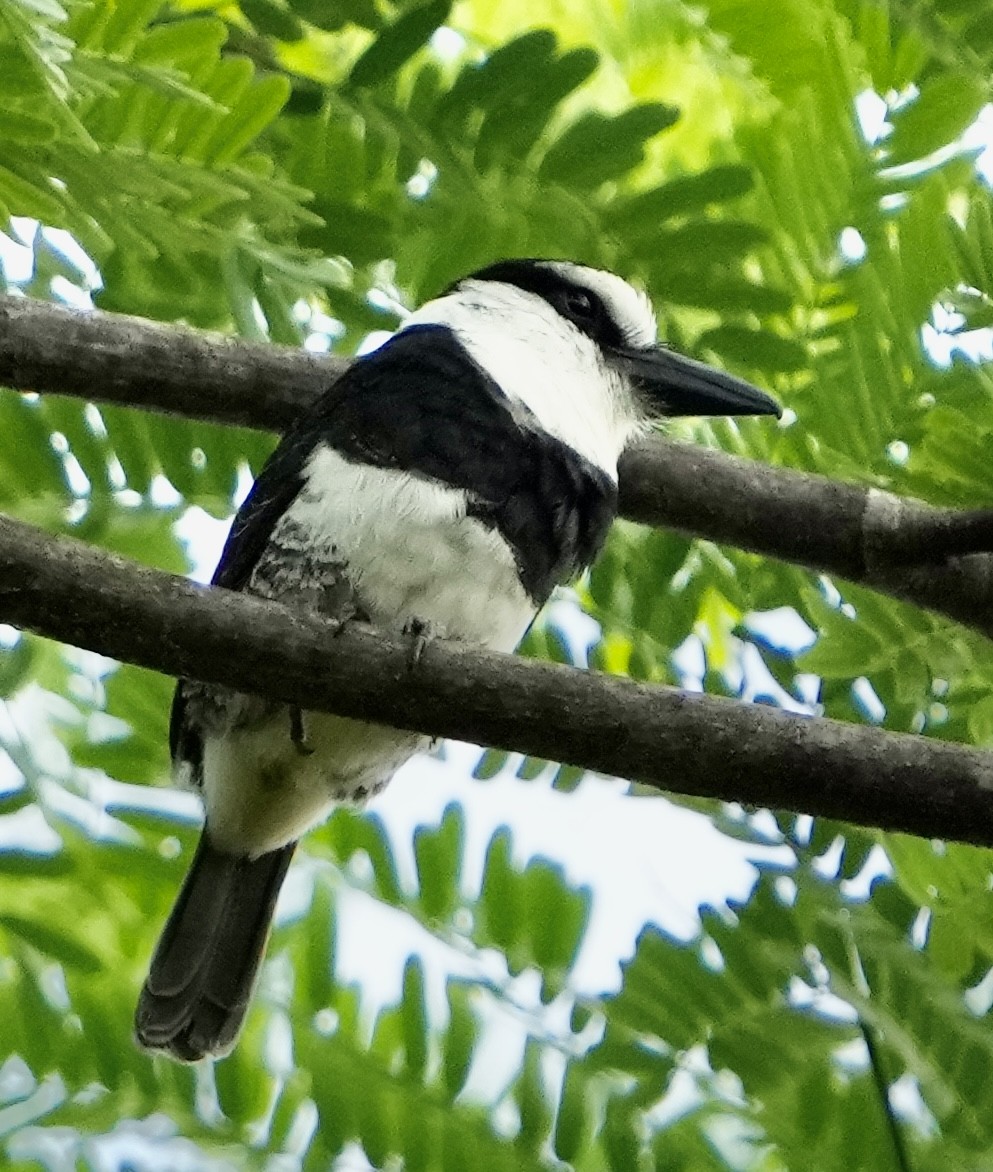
[
  {"x1": 2, "y1": 511, "x2": 993, "y2": 847},
  {"x1": 618, "y1": 443, "x2": 993, "y2": 639},
  {"x1": 3, "y1": 294, "x2": 993, "y2": 639}
]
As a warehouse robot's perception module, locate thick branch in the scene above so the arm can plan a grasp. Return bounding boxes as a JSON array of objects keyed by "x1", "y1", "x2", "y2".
[
  {"x1": 3, "y1": 294, "x2": 993, "y2": 639},
  {"x1": 1, "y1": 512, "x2": 993, "y2": 846},
  {"x1": 0, "y1": 294, "x2": 333, "y2": 431},
  {"x1": 618, "y1": 445, "x2": 993, "y2": 638}
]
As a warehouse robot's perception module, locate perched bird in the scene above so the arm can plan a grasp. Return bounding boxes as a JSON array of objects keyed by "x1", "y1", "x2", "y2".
[{"x1": 135, "y1": 258, "x2": 780, "y2": 1061}]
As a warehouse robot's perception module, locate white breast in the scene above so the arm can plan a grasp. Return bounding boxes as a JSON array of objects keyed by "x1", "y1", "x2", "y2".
[{"x1": 289, "y1": 444, "x2": 536, "y2": 650}]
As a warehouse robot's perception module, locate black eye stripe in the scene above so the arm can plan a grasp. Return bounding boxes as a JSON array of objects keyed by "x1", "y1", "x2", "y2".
[{"x1": 455, "y1": 260, "x2": 627, "y2": 349}]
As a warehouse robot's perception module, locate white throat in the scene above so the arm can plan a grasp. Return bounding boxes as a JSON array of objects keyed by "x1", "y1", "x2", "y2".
[{"x1": 403, "y1": 282, "x2": 645, "y2": 476}]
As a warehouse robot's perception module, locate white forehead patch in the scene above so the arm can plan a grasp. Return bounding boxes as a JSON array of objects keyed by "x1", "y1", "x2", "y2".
[{"x1": 542, "y1": 261, "x2": 657, "y2": 347}]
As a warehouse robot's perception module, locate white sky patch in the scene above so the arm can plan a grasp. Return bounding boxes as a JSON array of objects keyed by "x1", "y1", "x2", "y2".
[
  {"x1": 234, "y1": 461, "x2": 254, "y2": 507},
  {"x1": 356, "y1": 329, "x2": 393, "y2": 356},
  {"x1": 0, "y1": 223, "x2": 35, "y2": 283},
  {"x1": 50, "y1": 275, "x2": 93, "y2": 310},
  {"x1": 0, "y1": 219, "x2": 103, "y2": 298},
  {"x1": 672, "y1": 632, "x2": 705, "y2": 688},
  {"x1": 149, "y1": 473, "x2": 181, "y2": 508},
  {"x1": 839, "y1": 225, "x2": 867, "y2": 262},
  {"x1": 745, "y1": 607, "x2": 816, "y2": 655},
  {"x1": 406, "y1": 158, "x2": 438, "y2": 200},
  {"x1": 855, "y1": 89, "x2": 889, "y2": 145},
  {"x1": 0, "y1": 805, "x2": 62, "y2": 853},
  {"x1": 852, "y1": 676, "x2": 886, "y2": 724},
  {"x1": 887, "y1": 439, "x2": 910, "y2": 465},
  {"x1": 298, "y1": 304, "x2": 345, "y2": 355},
  {"x1": 922, "y1": 303, "x2": 993, "y2": 367},
  {"x1": 429, "y1": 25, "x2": 466, "y2": 61},
  {"x1": 963, "y1": 103, "x2": 993, "y2": 185},
  {"x1": 303, "y1": 332, "x2": 332, "y2": 354},
  {"x1": 44, "y1": 227, "x2": 101, "y2": 290},
  {"x1": 174, "y1": 506, "x2": 232, "y2": 583}
]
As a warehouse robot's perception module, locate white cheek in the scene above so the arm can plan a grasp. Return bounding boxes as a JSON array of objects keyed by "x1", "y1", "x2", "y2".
[{"x1": 403, "y1": 295, "x2": 641, "y2": 474}]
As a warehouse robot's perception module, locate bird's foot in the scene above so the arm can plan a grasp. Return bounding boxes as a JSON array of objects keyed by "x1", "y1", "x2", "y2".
[
  {"x1": 289, "y1": 706, "x2": 315, "y2": 756},
  {"x1": 326, "y1": 599, "x2": 366, "y2": 638},
  {"x1": 403, "y1": 616, "x2": 435, "y2": 669}
]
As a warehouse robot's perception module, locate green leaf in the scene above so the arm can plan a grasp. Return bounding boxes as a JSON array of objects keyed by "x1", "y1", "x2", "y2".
[
  {"x1": 214, "y1": 1047, "x2": 274, "y2": 1126},
  {"x1": 239, "y1": 0, "x2": 305, "y2": 42},
  {"x1": 0, "y1": 637, "x2": 35, "y2": 697},
  {"x1": 0, "y1": 912, "x2": 104, "y2": 973},
  {"x1": 538, "y1": 103, "x2": 680, "y2": 188},
  {"x1": 287, "y1": 0, "x2": 351, "y2": 32},
  {"x1": 132, "y1": 16, "x2": 228, "y2": 68},
  {"x1": 552, "y1": 1064, "x2": 590, "y2": 1163},
  {"x1": 441, "y1": 982, "x2": 476, "y2": 1098},
  {"x1": 524, "y1": 860, "x2": 591, "y2": 997},
  {"x1": 476, "y1": 829, "x2": 522, "y2": 962},
  {"x1": 0, "y1": 163, "x2": 66, "y2": 223},
  {"x1": 697, "y1": 324, "x2": 809, "y2": 373},
  {"x1": 347, "y1": 0, "x2": 451, "y2": 89},
  {"x1": 515, "y1": 1039, "x2": 552, "y2": 1153},
  {"x1": 885, "y1": 72, "x2": 988, "y2": 167},
  {"x1": 302, "y1": 875, "x2": 336, "y2": 1012},
  {"x1": 413, "y1": 803, "x2": 463, "y2": 922},
  {"x1": 0, "y1": 107, "x2": 57, "y2": 144},
  {"x1": 608, "y1": 164, "x2": 754, "y2": 232},
  {"x1": 400, "y1": 956, "x2": 428, "y2": 1080}
]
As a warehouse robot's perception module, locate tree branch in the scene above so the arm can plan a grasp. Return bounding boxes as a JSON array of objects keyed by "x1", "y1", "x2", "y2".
[
  {"x1": 0, "y1": 293, "x2": 330, "y2": 432},
  {"x1": 618, "y1": 443, "x2": 993, "y2": 639},
  {"x1": 3, "y1": 293, "x2": 993, "y2": 639},
  {"x1": 2, "y1": 511, "x2": 993, "y2": 847}
]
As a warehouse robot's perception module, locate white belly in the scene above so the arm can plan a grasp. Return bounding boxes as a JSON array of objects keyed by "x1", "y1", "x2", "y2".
[
  {"x1": 201, "y1": 446, "x2": 537, "y2": 856},
  {"x1": 203, "y1": 712, "x2": 425, "y2": 855}
]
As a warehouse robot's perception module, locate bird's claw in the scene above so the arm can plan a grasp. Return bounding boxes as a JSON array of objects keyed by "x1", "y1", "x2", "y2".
[
  {"x1": 290, "y1": 706, "x2": 315, "y2": 755},
  {"x1": 403, "y1": 616, "x2": 434, "y2": 670}
]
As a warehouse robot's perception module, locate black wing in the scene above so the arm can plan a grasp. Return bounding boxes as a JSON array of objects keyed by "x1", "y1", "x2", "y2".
[{"x1": 170, "y1": 385, "x2": 324, "y2": 763}]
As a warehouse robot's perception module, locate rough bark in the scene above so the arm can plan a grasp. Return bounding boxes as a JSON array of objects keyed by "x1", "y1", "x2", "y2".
[{"x1": 1, "y1": 512, "x2": 992, "y2": 847}]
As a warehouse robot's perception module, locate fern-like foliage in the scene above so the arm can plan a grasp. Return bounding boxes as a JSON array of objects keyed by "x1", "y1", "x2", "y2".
[{"x1": 1, "y1": 0, "x2": 993, "y2": 1167}]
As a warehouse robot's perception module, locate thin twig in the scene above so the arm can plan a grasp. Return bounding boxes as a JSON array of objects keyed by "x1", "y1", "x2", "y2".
[{"x1": 860, "y1": 1019, "x2": 913, "y2": 1172}]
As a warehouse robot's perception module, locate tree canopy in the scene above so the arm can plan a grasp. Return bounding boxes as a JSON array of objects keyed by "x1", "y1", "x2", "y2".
[{"x1": 1, "y1": 0, "x2": 992, "y2": 1167}]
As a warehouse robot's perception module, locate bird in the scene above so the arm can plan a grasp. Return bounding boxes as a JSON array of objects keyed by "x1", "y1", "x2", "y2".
[{"x1": 135, "y1": 258, "x2": 781, "y2": 1062}]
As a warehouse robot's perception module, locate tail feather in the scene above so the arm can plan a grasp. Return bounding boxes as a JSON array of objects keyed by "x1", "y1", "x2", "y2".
[{"x1": 135, "y1": 833, "x2": 296, "y2": 1062}]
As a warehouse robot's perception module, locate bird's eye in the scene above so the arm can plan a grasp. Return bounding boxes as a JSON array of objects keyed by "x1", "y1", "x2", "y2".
[{"x1": 560, "y1": 289, "x2": 597, "y2": 324}]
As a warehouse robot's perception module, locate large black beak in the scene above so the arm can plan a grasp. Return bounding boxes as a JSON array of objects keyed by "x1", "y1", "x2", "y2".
[{"x1": 613, "y1": 344, "x2": 781, "y2": 418}]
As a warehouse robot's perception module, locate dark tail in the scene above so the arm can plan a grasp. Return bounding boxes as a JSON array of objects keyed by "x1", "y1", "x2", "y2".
[{"x1": 135, "y1": 833, "x2": 296, "y2": 1062}]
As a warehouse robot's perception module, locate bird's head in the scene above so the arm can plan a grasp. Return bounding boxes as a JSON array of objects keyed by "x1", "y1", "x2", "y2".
[{"x1": 403, "y1": 258, "x2": 781, "y2": 475}]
